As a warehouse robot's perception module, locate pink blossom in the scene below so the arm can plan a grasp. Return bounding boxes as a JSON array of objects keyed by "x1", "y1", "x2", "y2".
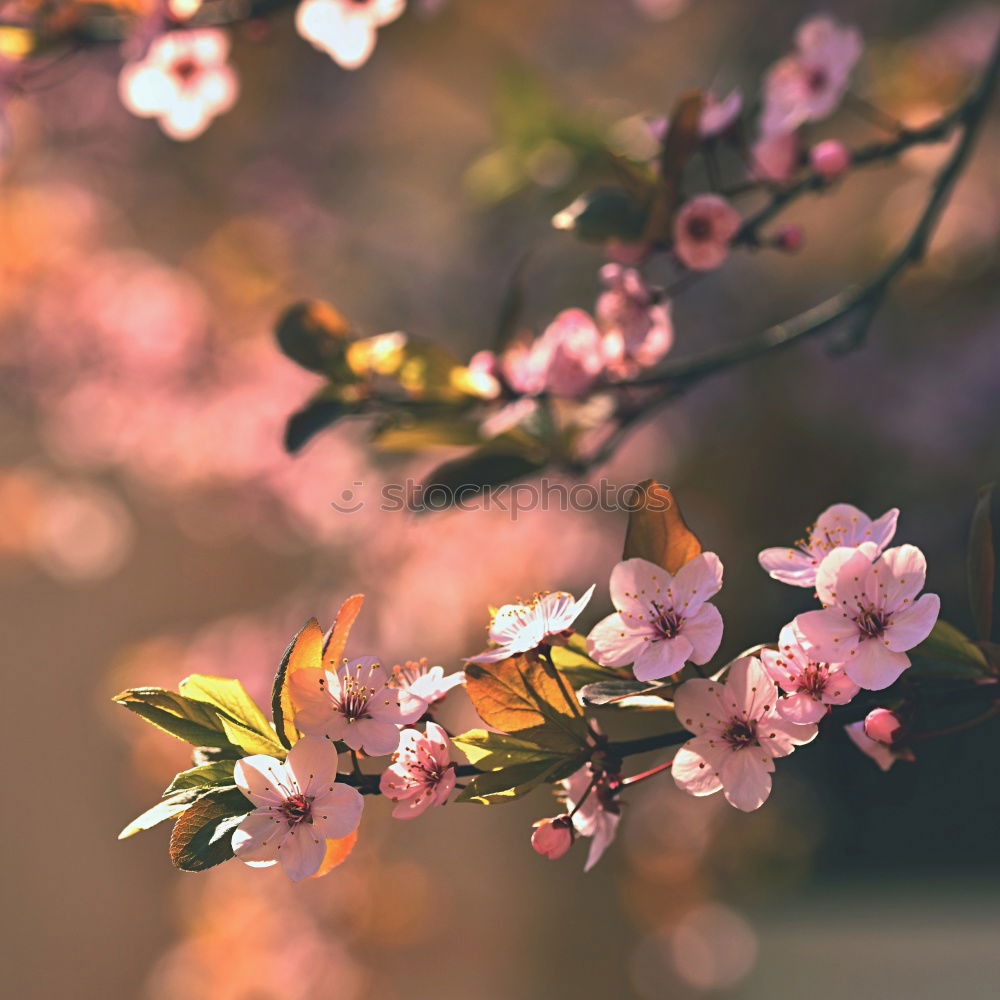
[
  {"x1": 794, "y1": 544, "x2": 940, "y2": 690},
  {"x1": 290, "y1": 655, "x2": 421, "y2": 755},
  {"x1": 845, "y1": 720, "x2": 913, "y2": 771},
  {"x1": 595, "y1": 264, "x2": 674, "y2": 376},
  {"x1": 774, "y1": 223, "x2": 804, "y2": 252},
  {"x1": 752, "y1": 130, "x2": 800, "y2": 181},
  {"x1": 864, "y1": 707, "x2": 903, "y2": 744},
  {"x1": 759, "y1": 502, "x2": 899, "y2": 587},
  {"x1": 390, "y1": 657, "x2": 465, "y2": 717},
  {"x1": 118, "y1": 29, "x2": 238, "y2": 141},
  {"x1": 760, "y1": 624, "x2": 860, "y2": 724},
  {"x1": 646, "y1": 88, "x2": 743, "y2": 143},
  {"x1": 761, "y1": 16, "x2": 863, "y2": 136},
  {"x1": 499, "y1": 333, "x2": 549, "y2": 396},
  {"x1": 378, "y1": 721, "x2": 456, "y2": 818},
  {"x1": 537, "y1": 309, "x2": 606, "y2": 398},
  {"x1": 295, "y1": 0, "x2": 404, "y2": 70},
  {"x1": 672, "y1": 656, "x2": 818, "y2": 811},
  {"x1": 560, "y1": 765, "x2": 620, "y2": 871},
  {"x1": 673, "y1": 195, "x2": 741, "y2": 271},
  {"x1": 587, "y1": 554, "x2": 724, "y2": 682},
  {"x1": 468, "y1": 585, "x2": 596, "y2": 663},
  {"x1": 231, "y1": 737, "x2": 364, "y2": 881},
  {"x1": 811, "y1": 138, "x2": 851, "y2": 178},
  {"x1": 531, "y1": 815, "x2": 574, "y2": 859}
]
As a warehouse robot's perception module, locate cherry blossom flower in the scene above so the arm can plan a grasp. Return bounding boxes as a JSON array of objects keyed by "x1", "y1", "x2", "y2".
[
  {"x1": 587, "y1": 554, "x2": 724, "y2": 682},
  {"x1": 811, "y1": 138, "x2": 851, "y2": 179},
  {"x1": 752, "y1": 130, "x2": 800, "y2": 181},
  {"x1": 672, "y1": 656, "x2": 818, "y2": 811},
  {"x1": 760, "y1": 624, "x2": 860, "y2": 724},
  {"x1": 290, "y1": 655, "x2": 421, "y2": 755},
  {"x1": 537, "y1": 309, "x2": 606, "y2": 398},
  {"x1": 560, "y1": 765, "x2": 620, "y2": 871},
  {"x1": 118, "y1": 29, "x2": 238, "y2": 141},
  {"x1": 296, "y1": 0, "x2": 404, "y2": 71},
  {"x1": 468, "y1": 585, "x2": 596, "y2": 663},
  {"x1": 531, "y1": 815, "x2": 573, "y2": 859},
  {"x1": 595, "y1": 264, "x2": 674, "y2": 376},
  {"x1": 499, "y1": 333, "x2": 550, "y2": 396},
  {"x1": 379, "y1": 722, "x2": 456, "y2": 818},
  {"x1": 673, "y1": 195, "x2": 741, "y2": 271},
  {"x1": 761, "y1": 16, "x2": 863, "y2": 137},
  {"x1": 758, "y1": 502, "x2": 899, "y2": 588},
  {"x1": 794, "y1": 543, "x2": 940, "y2": 690},
  {"x1": 231, "y1": 737, "x2": 364, "y2": 881},
  {"x1": 845, "y1": 720, "x2": 914, "y2": 771},
  {"x1": 390, "y1": 657, "x2": 465, "y2": 717}
]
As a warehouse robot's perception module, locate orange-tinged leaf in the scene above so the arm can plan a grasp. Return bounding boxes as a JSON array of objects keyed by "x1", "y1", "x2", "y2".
[
  {"x1": 311, "y1": 830, "x2": 359, "y2": 878},
  {"x1": 623, "y1": 480, "x2": 702, "y2": 573},
  {"x1": 273, "y1": 618, "x2": 324, "y2": 748},
  {"x1": 464, "y1": 655, "x2": 587, "y2": 753},
  {"x1": 323, "y1": 594, "x2": 366, "y2": 669}
]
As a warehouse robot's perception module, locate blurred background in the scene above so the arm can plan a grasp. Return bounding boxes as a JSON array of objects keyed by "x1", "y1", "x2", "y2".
[{"x1": 2, "y1": 0, "x2": 999, "y2": 996}]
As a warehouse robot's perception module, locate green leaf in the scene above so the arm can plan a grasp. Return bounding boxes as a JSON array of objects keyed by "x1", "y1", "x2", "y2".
[
  {"x1": 968, "y1": 483, "x2": 996, "y2": 641},
  {"x1": 371, "y1": 412, "x2": 484, "y2": 452},
  {"x1": 452, "y1": 729, "x2": 570, "y2": 769},
  {"x1": 219, "y1": 715, "x2": 285, "y2": 757},
  {"x1": 455, "y1": 756, "x2": 579, "y2": 805},
  {"x1": 623, "y1": 480, "x2": 703, "y2": 573},
  {"x1": 113, "y1": 688, "x2": 233, "y2": 749},
  {"x1": 579, "y1": 679, "x2": 672, "y2": 708},
  {"x1": 913, "y1": 620, "x2": 988, "y2": 673},
  {"x1": 178, "y1": 675, "x2": 273, "y2": 738},
  {"x1": 168, "y1": 789, "x2": 252, "y2": 872},
  {"x1": 164, "y1": 761, "x2": 237, "y2": 796},
  {"x1": 552, "y1": 186, "x2": 648, "y2": 242},
  {"x1": 549, "y1": 642, "x2": 624, "y2": 687},
  {"x1": 118, "y1": 788, "x2": 205, "y2": 840},
  {"x1": 275, "y1": 300, "x2": 354, "y2": 376}
]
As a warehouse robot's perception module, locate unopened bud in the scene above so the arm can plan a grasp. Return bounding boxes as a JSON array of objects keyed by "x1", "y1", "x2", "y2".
[
  {"x1": 810, "y1": 139, "x2": 850, "y2": 179},
  {"x1": 863, "y1": 708, "x2": 903, "y2": 745},
  {"x1": 531, "y1": 815, "x2": 574, "y2": 859}
]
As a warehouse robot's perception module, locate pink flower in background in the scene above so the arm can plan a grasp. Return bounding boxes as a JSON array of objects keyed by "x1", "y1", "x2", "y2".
[
  {"x1": 560, "y1": 765, "x2": 620, "y2": 871},
  {"x1": 596, "y1": 264, "x2": 674, "y2": 376},
  {"x1": 811, "y1": 138, "x2": 851, "y2": 178},
  {"x1": 499, "y1": 333, "x2": 551, "y2": 396},
  {"x1": 231, "y1": 737, "x2": 363, "y2": 881},
  {"x1": 296, "y1": 0, "x2": 404, "y2": 70},
  {"x1": 118, "y1": 29, "x2": 238, "y2": 140},
  {"x1": 762, "y1": 16, "x2": 863, "y2": 136},
  {"x1": 672, "y1": 656, "x2": 818, "y2": 811},
  {"x1": 673, "y1": 195, "x2": 741, "y2": 271},
  {"x1": 537, "y1": 309, "x2": 606, "y2": 398},
  {"x1": 759, "y1": 503, "x2": 899, "y2": 587},
  {"x1": 468, "y1": 585, "x2": 596, "y2": 663},
  {"x1": 390, "y1": 657, "x2": 465, "y2": 717},
  {"x1": 752, "y1": 130, "x2": 800, "y2": 181},
  {"x1": 290, "y1": 655, "x2": 421, "y2": 755},
  {"x1": 760, "y1": 624, "x2": 860, "y2": 724},
  {"x1": 845, "y1": 720, "x2": 914, "y2": 771},
  {"x1": 794, "y1": 544, "x2": 940, "y2": 690},
  {"x1": 531, "y1": 815, "x2": 574, "y2": 859},
  {"x1": 587, "y1": 554, "x2": 724, "y2": 681},
  {"x1": 646, "y1": 88, "x2": 743, "y2": 143},
  {"x1": 379, "y1": 721, "x2": 456, "y2": 818}
]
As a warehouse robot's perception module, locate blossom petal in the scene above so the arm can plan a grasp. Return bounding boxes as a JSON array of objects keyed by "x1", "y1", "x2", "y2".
[
  {"x1": 311, "y1": 783, "x2": 364, "y2": 840},
  {"x1": 285, "y1": 736, "x2": 339, "y2": 796},
  {"x1": 720, "y1": 749, "x2": 773, "y2": 811},
  {"x1": 843, "y1": 639, "x2": 910, "y2": 690},
  {"x1": 608, "y1": 557, "x2": 674, "y2": 617},
  {"x1": 814, "y1": 543, "x2": 877, "y2": 607},
  {"x1": 234, "y1": 755, "x2": 295, "y2": 806},
  {"x1": 775, "y1": 691, "x2": 827, "y2": 725},
  {"x1": 278, "y1": 824, "x2": 327, "y2": 881},
  {"x1": 232, "y1": 811, "x2": 285, "y2": 862},
  {"x1": 758, "y1": 715, "x2": 818, "y2": 756},
  {"x1": 632, "y1": 634, "x2": 693, "y2": 682},
  {"x1": 586, "y1": 612, "x2": 649, "y2": 667},
  {"x1": 355, "y1": 717, "x2": 402, "y2": 756},
  {"x1": 725, "y1": 656, "x2": 778, "y2": 720},
  {"x1": 794, "y1": 608, "x2": 861, "y2": 661},
  {"x1": 683, "y1": 601, "x2": 724, "y2": 664},
  {"x1": 885, "y1": 592, "x2": 939, "y2": 652},
  {"x1": 879, "y1": 544, "x2": 929, "y2": 606},
  {"x1": 672, "y1": 738, "x2": 725, "y2": 796},
  {"x1": 583, "y1": 812, "x2": 620, "y2": 872},
  {"x1": 757, "y1": 546, "x2": 818, "y2": 587},
  {"x1": 673, "y1": 678, "x2": 736, "y2": 734},
  {"x1": 845, "y1": 721, "x2": 895, "y2": 771},
  {"x1": 671, "y1": 552, "x2": 724, "y2": 615}
]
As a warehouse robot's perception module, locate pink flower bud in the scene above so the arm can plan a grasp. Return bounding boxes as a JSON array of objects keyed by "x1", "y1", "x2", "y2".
[
  {"x1": 863, "y1": 708, "x2": 903, "y2": 745},
  {"x1": 774, "y1": 223, "x2": 804, "y2": 253},
  {"x1": 531, "y1": 815, "x2": 573, "y2": 859},
  {"x1": 810, "y1": 139, "x2": 851, "y2": 179}
]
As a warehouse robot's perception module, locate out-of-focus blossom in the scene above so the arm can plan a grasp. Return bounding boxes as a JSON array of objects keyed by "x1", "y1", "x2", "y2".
[
  {"x1": 631, "y1": 0, "x2": 690, "y2": 23},
  {"x1": 390, "y1": 658, "x2": 465, "y2": 717},
  {"x1": 538, "y1": 309, "x2": 606, "y2": 398},
  {"x1": 646, "y1": 88, "x2": 744, "y2": 143},
  {"x1": 560, "y1": 765, "x2": 620, "y2": 871},
  {"x1": 759, "y1": 503, "x2": 899, "y2": 588},
  {"x1": 774, "y1": 223, "x2": 804, "y2": 252},
  {"x1": 845, "y1": 720, "x2": 914, "y2": 771},
  {"x1": 499, "y1": 332, "x2": 550, "y2": 396},
  {"x1": 232, "y1": 737, "x2": 364, "y2": 881},
  {"x1": 810, "y1": 138, "x2": 851, "y2": 178},
  {"x1": 296, "y1": 0, "x2": 404, "y2": 70},
  {"x1": 762, "y1": 16, "x2": 863, "y2": 136},
  {"x1": 752, "y1": 130, "x2": 800, "y2": 181},
  {"x1": 118, "y1": 29, "x2": 238, "y2": 140},
  {"x1": 587, "y1": 554, "x2": 724, "y2": 682},
  {"x1": 672, "y1": 656, "x2": 818, "y2": 811},
  {"x1": 760, "y1": 624, "x2": 860, "y2": 724},
  {"x1": 864, "y1": 707, "x2": 904, "y2": 744},
  {"x1": 379, "y1": 721, "x2": 456, "y2": 818},
  {"x1": 596, "y1": 264, "x2": 674, "y2": 377},
  {"x1": 468, "y1": 585, "x2": 595, "y2": 663},
  {"x1": 531, "y1": 815, "x2": 574, "y2": 859},
  {"x1": 290, "y1": 655, "x2": 420, "y2": 755},
  {"x1": 795, "y1": 544, "x2": 940, "y2": 690},
  {"x1": 673, "y1": 195, "x2": 741, "y2": 271}
]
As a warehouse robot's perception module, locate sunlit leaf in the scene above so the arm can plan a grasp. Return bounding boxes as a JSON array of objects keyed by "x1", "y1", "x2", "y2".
[
  {"x1": 455, "y1": 756, "x2": 578, "y2": 805},
  {"x1": 113, "y1": 687, "x2": 233, "y2": 749},
  {"x1": 272, "y1": 617, "x2": 325, "y2": 749},
  {"x1": 275, "y1": 300, "x2": 355, "y2": 375},
  {"x1": 164, "y1": 760, "x2": 237, "y2": 796},
  {"x1": 178, "y1": 675, "x2": 272, "y2": 738},
  {"x1": 968, "y1": 483, "x2": 996, "y2": 641},
  {"x1": 371, "y1": 412, "x2": 484, "y2": 452},
  {"x1": 311, "y1": 830, "x2": 359, "y2": 878},
  {"x1": 219, "y1": 715, "x2": 285, "y2": 757},
  {"x1": 549, "y1": 641, "x2": 625, "y2": 687},
  {"x1": 622, "y1": 480, "x2": 702, "y2": 573},
  {"x1": 169, "y1": 789, "x2": 252, "y2": 872},
  {"x1": 452, "y1": 729, "x2": 572, "y2": 769},
  {"x1": 322, "y1": 594, "x2": 366, "y2": 670},
  {"x1": 118, "y1": 788, "x2": 205, "y2": 840}
]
